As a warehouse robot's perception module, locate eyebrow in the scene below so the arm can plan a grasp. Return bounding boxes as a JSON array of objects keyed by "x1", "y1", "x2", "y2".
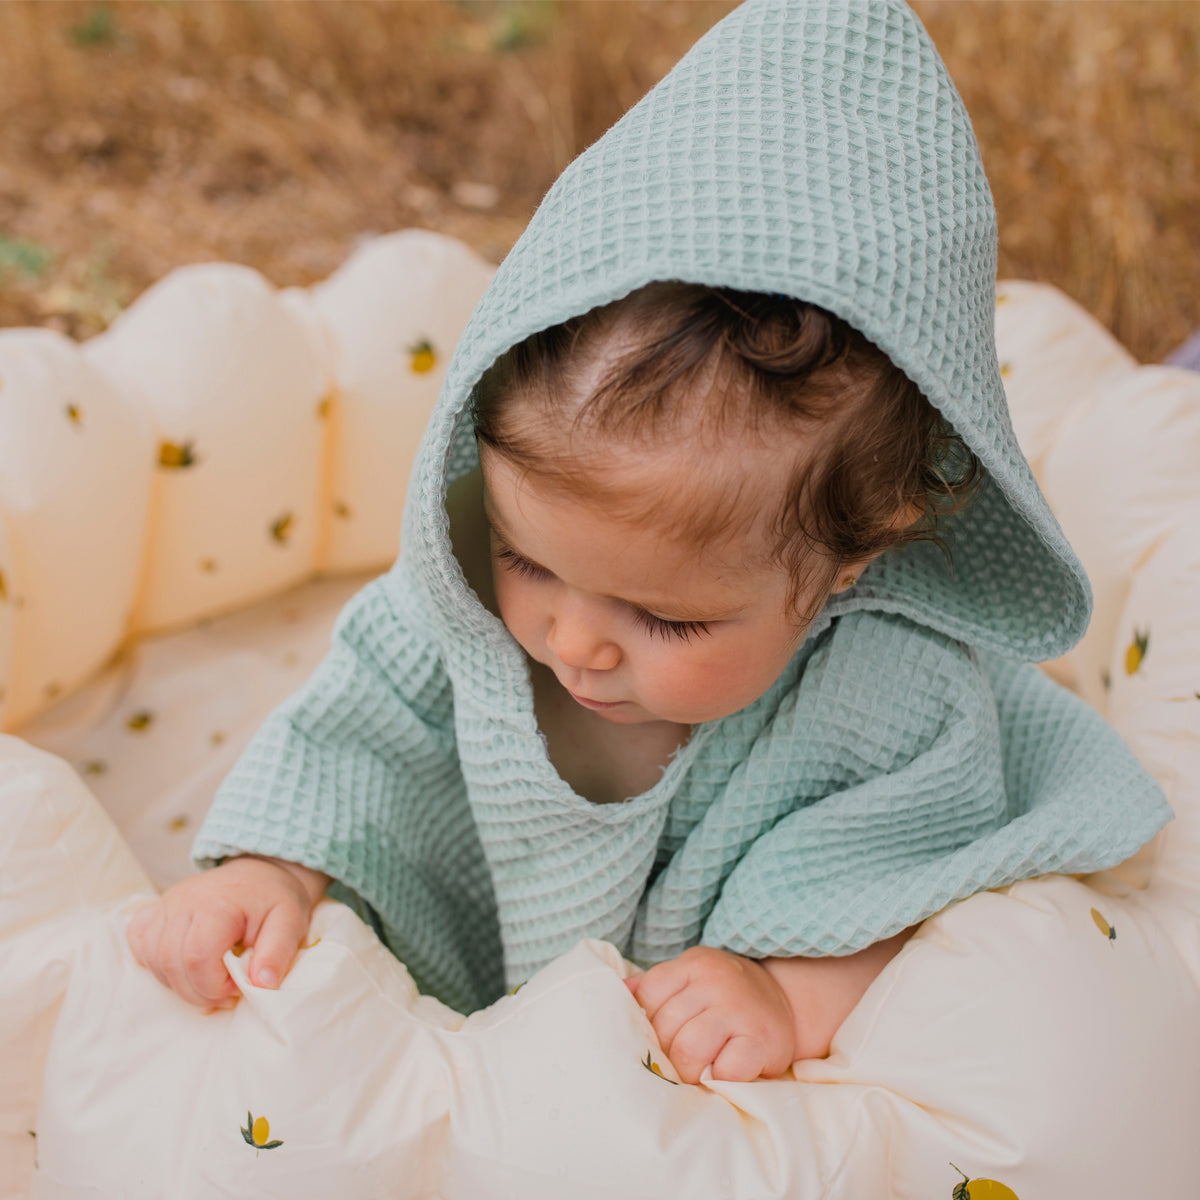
[{"x1": 482, "y1": 493, "x2": 749, "y2": 624}]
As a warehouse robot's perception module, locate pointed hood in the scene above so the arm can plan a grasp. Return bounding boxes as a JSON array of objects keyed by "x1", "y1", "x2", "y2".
[{"x1": 406, "y1": 0, "x2": 1090, "y2": 662}]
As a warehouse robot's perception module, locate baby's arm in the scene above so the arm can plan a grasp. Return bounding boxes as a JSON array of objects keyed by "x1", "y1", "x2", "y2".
[
  {"x1": 126, "y1": 855, "x2": 330, "y2": 1010},
  {"x1": 626, "y1": 930, "x2": 912, "y2": 1083}
]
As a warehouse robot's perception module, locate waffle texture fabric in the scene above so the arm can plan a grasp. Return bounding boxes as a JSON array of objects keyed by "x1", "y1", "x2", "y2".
[{"x1": 196, "y1": 0, "x2": 1171, "y2": 1014}]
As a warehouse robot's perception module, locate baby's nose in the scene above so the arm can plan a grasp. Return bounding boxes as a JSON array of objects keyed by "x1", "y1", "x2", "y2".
[{"x1": 546, "y1": 610, "x2": 621, "y2": 672}]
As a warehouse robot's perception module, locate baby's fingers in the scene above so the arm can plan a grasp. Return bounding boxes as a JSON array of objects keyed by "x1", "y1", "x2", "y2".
[
  {"x1": 625, "y1": 958, "x2": 690, "y2": 1022},
  {"x1": 246, "y1": 899, "x2": 309, "y2": 990},
  {"x1": 661, "y1": 1010, "x2": 731, "y2": 1085},
  {"x1": 710, "y1": 1034, "x2": 772, "y2": 1083},
  {"x1": 163, "y1": 904, "x2": 246, "y2": 1009}
]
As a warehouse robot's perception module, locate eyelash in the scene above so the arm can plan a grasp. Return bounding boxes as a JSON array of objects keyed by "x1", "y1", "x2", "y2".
[
  {"x1": 631, "y1": 609, "x2": 712, "y2": 644},
  {"x1": 495, "y1": 546, "x2": 550, "y2": 581},
  {"x1": 495, "y1": 547, "x2": 711, "y2": 643}
]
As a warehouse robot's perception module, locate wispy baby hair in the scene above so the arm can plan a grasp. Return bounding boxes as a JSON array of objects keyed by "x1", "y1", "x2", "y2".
[{"x1": 472, "y1": 282, "x2": 981, "y2": 618}]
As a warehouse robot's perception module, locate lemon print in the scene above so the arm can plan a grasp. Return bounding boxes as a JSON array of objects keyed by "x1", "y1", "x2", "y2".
[
  {"x1": 127, "y1": 710, "x2": 154, "y2": 731},
  {"x1": 1125, "y1": 628, "x2": 1149, "y2": 675},
  {"x1": 168, "y1": 815, "x2": 190, "y2": 833},
  {"x1": 951, "y1": 1164, "x2": 1019, "y2": 1199},
  {"x1": 317, "y1": 388, "x2": 337, "y2": 420},
  {"x1": 1000, "y1": 362, "x2": 1012, "y2": 379},
  {"x1": 270, "y1": 513, "x2": 294, "y2": 544},
  {"x1": 82, "y1": 760, "x2": 107, "y2": 776},
  {"x1": 1091, "y1": 906, "x2": 1117, "y2": 944},
  {"x1": 0, "y1": 569, "x2": 7, "y2": 601},
  {"x1": 641, "y1": 1050, "x2": 678, "y2": 1084},
  {"x1": 333, "y1": 500, "x2": 352, "y2": 519},
  {"x1": 240, "y1": 1111, "x2": 283, "y2": 1151},
  {"x1": 66, "y1": 403, "x2": 83, "y2": 426},
  {"x1": 408, "y1": 338, "x2": 437, "y2": 374},
  {"x1": 158, "y1": 440, "x2": 196, "y2": 468}
]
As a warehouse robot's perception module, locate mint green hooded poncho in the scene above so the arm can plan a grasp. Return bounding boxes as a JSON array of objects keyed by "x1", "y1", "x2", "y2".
[{"x1": 196, "y1": 0, "x2": 1170, "y2": 1014}]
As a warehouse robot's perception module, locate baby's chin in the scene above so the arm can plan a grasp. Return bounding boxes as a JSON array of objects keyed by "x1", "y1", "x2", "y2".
[
  {"x1": 583, "y1": 698, "x2": 728, "y2": 728},
  {"x1": 570, "y1": 695, "x2": 671, "y2": 726}
]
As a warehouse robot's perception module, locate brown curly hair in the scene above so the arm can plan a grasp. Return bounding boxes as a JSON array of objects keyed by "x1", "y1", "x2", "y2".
[{"x1": 471, "y1": 282, "x2": 980, "y2": 619}]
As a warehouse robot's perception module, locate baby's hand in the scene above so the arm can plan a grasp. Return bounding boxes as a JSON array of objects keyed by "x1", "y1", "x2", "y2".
[
  {"x1": 625, "y1": 945, "x2": 796, "y2": 1083},
  {"x1": 126, "y1": 855, "x2": 328, "y2": 1011}
]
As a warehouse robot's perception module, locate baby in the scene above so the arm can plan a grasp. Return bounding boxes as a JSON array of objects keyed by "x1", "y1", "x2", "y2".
[{"x1": 129, "y1": 0, "x2": 1169, "y2": 1084}]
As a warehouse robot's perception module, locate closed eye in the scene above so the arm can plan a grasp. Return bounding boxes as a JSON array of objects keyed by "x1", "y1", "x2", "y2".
[
  {"x1": 497, "y1": 543, "x2": 711, "y2": 642},
  {"x1": 495, "y1": 545, "x2": 552, "y2": 581},
  {"x1": 631, "y1": 609, "x2": 711, "y2": 643}
]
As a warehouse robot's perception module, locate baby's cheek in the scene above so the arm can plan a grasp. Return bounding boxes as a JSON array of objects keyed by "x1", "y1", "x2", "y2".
[{"x1": 645, "y1": 650, "x2": 768, "y2": 722}]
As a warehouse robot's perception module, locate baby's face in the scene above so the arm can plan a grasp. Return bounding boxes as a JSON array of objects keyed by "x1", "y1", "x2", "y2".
[{"x1": 480, "y1": 447, "x2": 819, "y2": 728}]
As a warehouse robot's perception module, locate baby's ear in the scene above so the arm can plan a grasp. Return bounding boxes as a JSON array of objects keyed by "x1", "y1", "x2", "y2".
[
  {"x1": 832, "y1": 501, "x2": 928, "y2": 593},
  {"x1": 891, "y1": 499, "x2": 925, "y2": 532}
]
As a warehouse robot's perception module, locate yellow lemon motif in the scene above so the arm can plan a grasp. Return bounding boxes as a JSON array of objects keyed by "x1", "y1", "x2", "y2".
[
  {"x1": 158, "y1": 440, "x2": 196, "y2": 469},
  {"x1": 1091, "y1": 906, "x2": 1117, "y2": 944},
  {"x1": 1125, "y1": 628, "x2": 1149, "y2": 675},
  {"x1": 270, "y1": 514, "x2": 294, "y2": 544},
  {"x1": 999, "y1": 362, "x2": 1012, "y2": 378},
  {"x1": 951, "y1": 1164, "x2": 1019, "y2": 1199},
  {"x1": 409, "y1": 338, "x2": 437, "y2": 374},
  {"x1": 0, "y1": 569, "x2": 7, "y2": 601},
  {"x1": 641, "y1": 1050, "x2": 678, "y2": 1084},
  {"x1": 168, "y1": 815, "x2": 189, "y2": 833},
  {"x1": 66, "y1": 403, "x2": 83, "y2": 426},
  {"x1": 240, "y1": 1111, "x2": 283, "y2": 1151},
  {"x1": 126, "y1": 710, "x2": 154, "y2": 731}
]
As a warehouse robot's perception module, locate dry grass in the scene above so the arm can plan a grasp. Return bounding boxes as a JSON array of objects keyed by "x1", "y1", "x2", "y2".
[{"x1": 0, "y1": 0, "x2": 1196, "y2": 361}]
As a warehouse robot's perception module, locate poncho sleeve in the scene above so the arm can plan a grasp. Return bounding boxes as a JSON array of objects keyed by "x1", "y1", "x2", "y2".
[
  {"x1": 192, "y1": 564, "x2": 503, "y2": 1011},
  {"x1": 633, "y1": 610, "x2": 1170, "y2": 962}
]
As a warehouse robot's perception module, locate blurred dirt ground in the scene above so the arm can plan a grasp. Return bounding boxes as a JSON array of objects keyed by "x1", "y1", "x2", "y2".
[{"x1": 0, "y1": 0, "x2": 1196, "y2": 362}]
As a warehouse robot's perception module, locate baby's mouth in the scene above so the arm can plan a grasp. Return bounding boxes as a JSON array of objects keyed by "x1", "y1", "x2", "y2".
[{"x1": 568, "y1": 690, "x2": 622, "y2": 712}]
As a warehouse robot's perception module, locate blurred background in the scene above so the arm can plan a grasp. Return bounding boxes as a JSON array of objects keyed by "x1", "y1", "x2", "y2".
[{"x1": 0, "y1": 0, "x2": 1196, "y2": 362}]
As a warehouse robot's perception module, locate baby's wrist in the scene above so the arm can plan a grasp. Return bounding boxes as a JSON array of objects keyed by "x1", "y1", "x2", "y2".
[
  {"x1": 758, "y1": 957, "x2": 805, "y2": 1056},
  {"x1": 235, "y1": 854, "x2": 330, "y2": 909}
]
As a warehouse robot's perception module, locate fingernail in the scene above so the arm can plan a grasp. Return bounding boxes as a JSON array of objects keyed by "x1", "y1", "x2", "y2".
[{"x1": 255, "y1": 967, "x2": 277, "y2": 989}]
